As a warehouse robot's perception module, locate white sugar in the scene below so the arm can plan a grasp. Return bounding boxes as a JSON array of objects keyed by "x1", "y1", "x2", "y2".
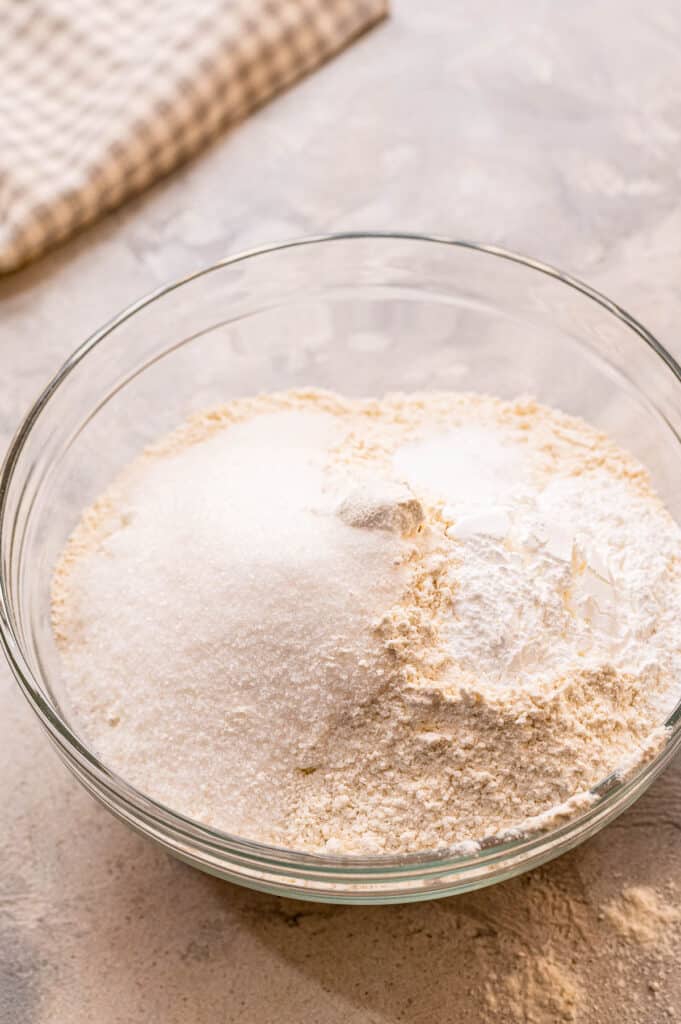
[{"x1": 55, "y1": 406, "x2": 407, "y2": 838}]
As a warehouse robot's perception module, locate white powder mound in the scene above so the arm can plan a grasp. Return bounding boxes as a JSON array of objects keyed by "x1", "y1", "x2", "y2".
[
  {"x1": 394, "y1": 425, "x2": 527, "y2": 511},
  {"x1": 52, "y1": 390, "x2": 681, "y2": 854},
  {"x1": 430, "y1": 473, "x2": 680, "y2": 689}
]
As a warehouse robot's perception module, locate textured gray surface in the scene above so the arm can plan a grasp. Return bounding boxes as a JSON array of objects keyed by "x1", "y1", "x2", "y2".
[{"x1": 3, "y1": 2, "x2": 681, "y2": 1021}]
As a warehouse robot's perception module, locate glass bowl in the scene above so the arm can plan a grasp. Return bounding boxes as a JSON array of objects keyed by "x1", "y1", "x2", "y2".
[{"x1": 3, "y1": 232, "x2": 681, "y2": 905}]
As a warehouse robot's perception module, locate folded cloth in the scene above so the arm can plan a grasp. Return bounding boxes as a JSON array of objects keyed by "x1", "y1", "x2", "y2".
[{"x1": 0, "y1": 0, "x2": 387, "y2": 273}]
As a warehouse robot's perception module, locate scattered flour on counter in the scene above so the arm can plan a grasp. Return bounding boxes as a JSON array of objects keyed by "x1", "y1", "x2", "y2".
[
  {"x1": 492, "y1": 955, "x2": 582, "y2": 1023},
  {"x1": 52, "y1": 389, "x2": 681, "y2": 854},
  {"x1": 603, "y1": 886, "x2": 681, "y2": 947}
]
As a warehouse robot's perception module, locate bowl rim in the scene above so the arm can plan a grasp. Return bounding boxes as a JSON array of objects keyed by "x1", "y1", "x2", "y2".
[{"x1": 3, "y1": 229, "x2": 681, "y2": 880}]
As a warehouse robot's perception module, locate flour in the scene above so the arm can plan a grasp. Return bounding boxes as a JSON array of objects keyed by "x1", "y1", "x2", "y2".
[
  {"x1": 338, "y1": 481, "x2": 424, "y2": 533},
  {"x1": 52, "y1": 389, "x2": 681, "y2": 854},
  {"x1": 493, "y1": 955, "x2": 582, "y2": 1023},
  {"x1": 604, "y1": 886, "x2": 681, "y2": 947}
]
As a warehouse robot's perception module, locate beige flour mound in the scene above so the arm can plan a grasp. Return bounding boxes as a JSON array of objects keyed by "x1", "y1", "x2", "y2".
[
  {"x1": 52, "y1": 389, "x2": 681, "y2": 853},
  {"x1": 604, "y1": 886, "x2": 681, "y2": 947},
  {"x1": 488, "y1": 954, "x2": 582, "y2": 1023}
]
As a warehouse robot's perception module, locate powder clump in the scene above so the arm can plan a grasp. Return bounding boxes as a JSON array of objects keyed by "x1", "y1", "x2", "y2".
[
  {"x1": 495, "y1": 955, "x2": 582, "y2": 1023},
  {"x1": 603, "y1": 886, "x2": 681, "y2": 947},
  {"x1": 338, "y1": 480, "x2": 424, "y2": 533},
  {"x1": 52, "y1": 389, "x2": 681, "y2": 854}
]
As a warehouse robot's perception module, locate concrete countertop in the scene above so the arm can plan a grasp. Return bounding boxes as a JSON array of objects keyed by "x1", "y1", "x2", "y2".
[{"x1": 3, "y1": 3, "x2": 681, "y2": 1022}]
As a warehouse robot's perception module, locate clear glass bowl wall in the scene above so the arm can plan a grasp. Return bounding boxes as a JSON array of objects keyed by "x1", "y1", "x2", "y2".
[{"x1": 3, "y1": 234, "x2": 681, "y2": 904}]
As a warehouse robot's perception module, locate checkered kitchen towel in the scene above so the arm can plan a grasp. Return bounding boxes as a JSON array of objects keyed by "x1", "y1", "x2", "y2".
[{"x1": 0, "y1": 0, "x2": 387, "y2": 274}]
